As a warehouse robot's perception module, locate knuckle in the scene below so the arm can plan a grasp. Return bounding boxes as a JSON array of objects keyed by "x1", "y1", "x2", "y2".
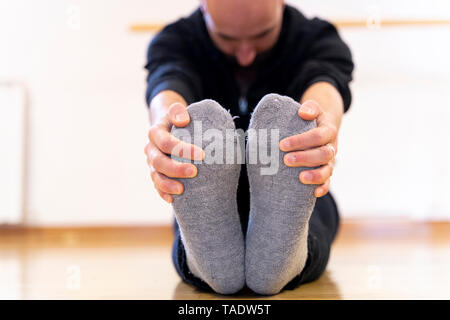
[
  {"x1": 160, "y1": 180, "x2": 171, "y2": 193},
  {"x1": 159, "y1": 137, "x2": 173, "y2": 154},
  {"x1": 148, "y1": 125, "x2": 159, "y2": 140},
  {"x1": 302, "y1": 151, "x2": 312, "y2": 164},
  {"x1": 147, "y1": 148, "x2": 157, "y2": 164},
  {"x1": 323, "y1": 145, "x2": 333, "y2": 161},
  {"x1": 145, "y1": 142, "x2": 156, "y2": 157},
  {"x1": 157, "y1": 191, "x2": 166, "y2": 200},
  {"x1": 315, "y1": 168, "x2": 328, "y2": 183},
  {"x1": 149, "y1": 147, "x2": 159, "y2": 163},
  {"x1": 176, "y1": 143, "x2": 186, "y2": 158},
  {"x1": 150, "y1": 170, "x2": 156, "y2": 183},
  {"x1": 291, "y1": 151, "x2": 303, "y2": 164},
  {"x1": 311, "y1": 130, "x2": 322, "y2": 143},
  {"x1": 326, "y1": 125, "x2": 337, "y2": 139},
  {"x1": 172, "y1": 141, "x2": 185, "y2": 157},
  {"x1": 175, "y1": 163, "x2": 187, "y2": 177},
  {"x1": 293, "y1": 136, "x2": 301, "y2": 147},
  {"x1": 153, "y1": 174, "x2": 164, "y2": 190},
  {"x1": 152, "y1": 154, "x2": 164, "y2": 170},
  {"x1": 319, "y1": 146, "x2": 327, "y2": 159},
  {"x1": 314, "y1": 170, "x2": 323, "y2": 182}
]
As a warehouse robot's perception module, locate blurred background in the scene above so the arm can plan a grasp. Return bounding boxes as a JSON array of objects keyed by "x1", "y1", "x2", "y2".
[{"x1": 1, "y1": 0, "x2": 450, "y2": 227}]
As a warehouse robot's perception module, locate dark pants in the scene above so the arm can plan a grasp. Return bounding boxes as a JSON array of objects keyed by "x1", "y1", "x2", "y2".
[{"x1": 171, "y1": 163, "x2": 340, "y2": 292}]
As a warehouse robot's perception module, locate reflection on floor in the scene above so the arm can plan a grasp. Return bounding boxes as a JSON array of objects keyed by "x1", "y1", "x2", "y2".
[{"x1": 0, "y1": 219, "x2": 449, "y2": 299}]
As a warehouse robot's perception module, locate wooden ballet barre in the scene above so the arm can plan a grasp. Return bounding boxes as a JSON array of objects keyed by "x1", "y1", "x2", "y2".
[
  {"x1": 335, "y1": 19, "x2": 450, "y2": 28},
  {"x1": 129, "y1": 19, "x2": 450, "y2": 33}
]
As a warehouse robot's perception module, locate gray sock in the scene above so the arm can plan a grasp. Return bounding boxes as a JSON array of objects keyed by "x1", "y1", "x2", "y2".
[
  {"x1": 171, "y1": 99, "x2": 245, "y2": 295},
  {"x1": 245, "y1": 93, "x2": 318, "y2": 295}
]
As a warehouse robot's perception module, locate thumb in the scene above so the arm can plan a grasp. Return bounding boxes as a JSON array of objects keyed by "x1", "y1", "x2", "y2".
[
  {"x1": 168, "y1": 102, "x2": 190, "y2": 128},
  {"x1": 298, "y1": 100, "x2": 320, "y2": 120}
]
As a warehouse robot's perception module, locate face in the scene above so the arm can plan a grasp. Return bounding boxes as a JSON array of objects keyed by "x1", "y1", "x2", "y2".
[{"x1": 201, "y1": 0, "x2": 284, "y2": 67}]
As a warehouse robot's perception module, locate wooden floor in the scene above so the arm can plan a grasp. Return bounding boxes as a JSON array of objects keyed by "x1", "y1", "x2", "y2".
[{"x1": 1, "y1": 219, "x2": 449, "y2": 299}]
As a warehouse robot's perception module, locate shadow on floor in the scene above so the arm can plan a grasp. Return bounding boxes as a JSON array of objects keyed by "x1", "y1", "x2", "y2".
[{"x1": 172, "y1": 271, "x2": 341, "y2": 300}]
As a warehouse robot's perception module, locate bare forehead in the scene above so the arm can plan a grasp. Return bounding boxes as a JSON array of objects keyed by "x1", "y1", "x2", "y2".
[{"x1": 205, "y1": 0, "x2": 281, "y2": 36}]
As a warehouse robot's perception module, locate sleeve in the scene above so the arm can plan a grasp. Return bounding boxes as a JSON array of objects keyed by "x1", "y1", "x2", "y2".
[
  {"x1": 144, "y1": 24, "x2": 203, "y2": 107},
  {"x1": 292, "y1": 19, "x2": 354, "y2": 113}
]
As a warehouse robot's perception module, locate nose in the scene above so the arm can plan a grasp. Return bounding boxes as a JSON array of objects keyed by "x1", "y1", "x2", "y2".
[{"x1": 235, "y1": 42, "x2": 256, "y2": 67}]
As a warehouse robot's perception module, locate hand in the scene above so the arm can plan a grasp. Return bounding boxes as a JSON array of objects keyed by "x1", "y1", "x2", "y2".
[
  {"x1": 144, "y1": 102, "x2": 205, "y2": 203},
  {"x1": 279, "y1": 100, "x2": 338, "y2": 198}
]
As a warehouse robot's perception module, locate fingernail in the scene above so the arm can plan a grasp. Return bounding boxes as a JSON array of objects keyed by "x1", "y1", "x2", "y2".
[
  {"x1": 171, "y1": 184, "x2": 181, "y2": 194},
  {"x1": 175, "y1": 113, "x2": 188, "y2": 123},
  {"x1": 301, "y1": 105, "x2": 314, "y2": 115},
  {"x1": 302, "y1": 172, "x2": 312, "y2": 182},
  {"x1": 185, "y1": 166, "x2": 196, "y2": 177},
  {"x1": 287, "y1": 155, "x2": 296, "y2": 164},
  {"x1": 281, "y1": 140, "x2": 290, "y2": 149}
]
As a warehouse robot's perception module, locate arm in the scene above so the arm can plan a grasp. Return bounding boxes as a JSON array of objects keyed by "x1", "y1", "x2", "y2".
[
  {"x1": 145, "y1": 90, "x2": 205, "y2": 204},
  {"x1": 280, "y1": 81, "x2": 343, "y2": 198},
  {"x1": 279, "y1": 18, "x2": 353, "y2": 197},
  {"x1": 144, "y1": 23, "x2": 206, "y2": 203}
]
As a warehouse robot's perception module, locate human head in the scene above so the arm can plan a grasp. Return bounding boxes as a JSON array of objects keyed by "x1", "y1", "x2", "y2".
[{"x1": 201, "y1": 0, "x2": 284, "y2": 67}]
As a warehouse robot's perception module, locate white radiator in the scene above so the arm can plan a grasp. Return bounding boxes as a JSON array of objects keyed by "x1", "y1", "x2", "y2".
[{"x1": 0, "y1": 82, "x2": 26, "y2": 225}]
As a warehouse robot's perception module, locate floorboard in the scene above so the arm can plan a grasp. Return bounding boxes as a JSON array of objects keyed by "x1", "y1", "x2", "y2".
[{"x1": 1, "y1": 220, "x2": 449, "y2": 299}]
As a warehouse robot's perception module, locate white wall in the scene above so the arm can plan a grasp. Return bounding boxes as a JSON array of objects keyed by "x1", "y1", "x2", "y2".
[
  {"x1": 293, "y1": 0, "x2": 450, "y2": 220},
  {"x1": 0, "y1": 83, "x2": 26, "y2": 224},
  {"x1": 0, "y1": 0, "x2": 198, "y2": 226},
  {"x1": 1, "y1": 0, "x2": 449, "y2": 225},
  {"x1": 334, "y1": 26, "x2": 450, "y2": 220}
]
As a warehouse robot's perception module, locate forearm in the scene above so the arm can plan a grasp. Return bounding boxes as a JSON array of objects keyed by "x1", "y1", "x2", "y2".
[
  {"x1": 149, "y1": 90, "x2": 188, "y2": 125},
  {"x1": 300, "y1": 81, "x2": 344, "y2": 131}
]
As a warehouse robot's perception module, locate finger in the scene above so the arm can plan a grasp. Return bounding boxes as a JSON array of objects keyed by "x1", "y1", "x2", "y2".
[
  {"x1": 144, "y1": 141, "x2": 152, "y2": 157},
  {"x1": 298, "y1": 100, "x2": 321, "y2": 120},
  {"x1": 151, "y1": 148, "x2": 198, "y2": 178},
  {"x1": 148, "y1": 125, "x2": 204, "y2": 160},
  {"x1": 151, "y1": 169, "x2": 184, "y2": 195},
  {"x1": 284, "y1": 144, "x2": 335, "y2": 167},
  {"x1": 168, "y1": 102, "x2": 190, "y2": 128},
  {"x1": 314, "y1": 179, "x2": 330, "y2": 198},
  {"x1": 279, "y1": 126, "x2": 337, "y2": 152},
  {"x1": 299, "y1": 163, "x2": 334, "y2": 185},
  {"x1": 328, "y1": 143, "x2": 337, "y2": 158},
  {"x1": 157, "y1": 189, "x2": 174, "y2": 203}
]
